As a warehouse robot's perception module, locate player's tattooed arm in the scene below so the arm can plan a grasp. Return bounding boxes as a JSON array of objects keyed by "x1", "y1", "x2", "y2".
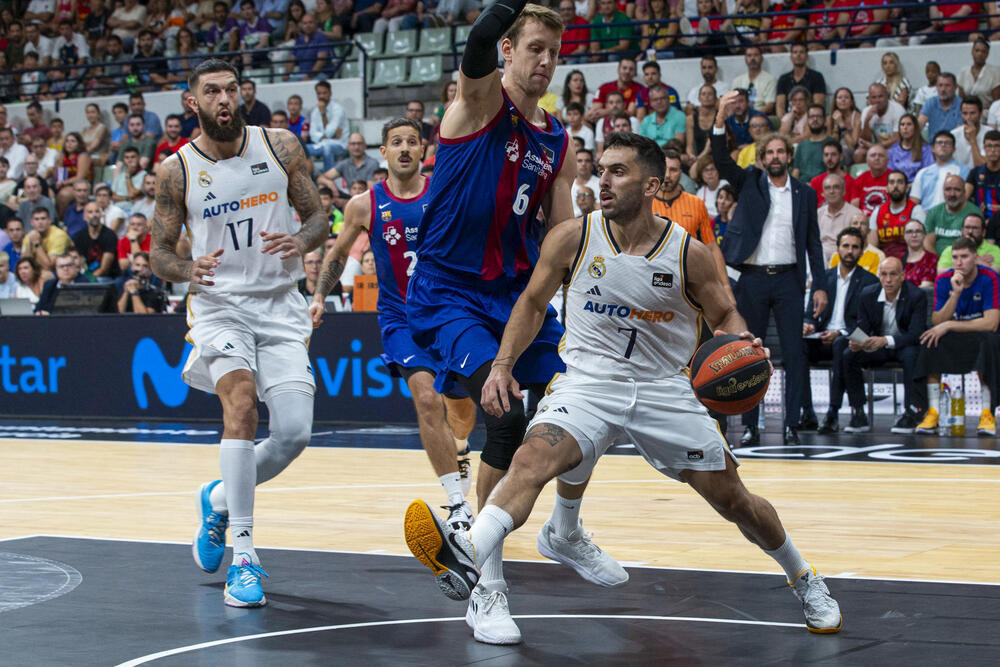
[
  {"x1": 149, "y1": 157, "x2": 194, "y2": 283},
  {"x1": 268, "y1": 128, "x2": 328, "y2": 254}
]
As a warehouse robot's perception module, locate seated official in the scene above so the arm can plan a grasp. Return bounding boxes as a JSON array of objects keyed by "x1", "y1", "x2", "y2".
[
  {"x1": 844, "y1": 258, "x2": 928, "y2": 434},
  {"x1": 937, "y1": 213, "x2": 1000, "y2": 272},
  {"x1": 802, "y1": 228, "x2": 880, "y2": 434},
  {"x1": 34, "y1": 254, "x2": 90, "y2": 314},
  {"x1": 830, "y1": 212, "x2": 885, "y2": 275},
  {"x1": 916, "y1": 236, "x2": 1000, "y2": 436}
]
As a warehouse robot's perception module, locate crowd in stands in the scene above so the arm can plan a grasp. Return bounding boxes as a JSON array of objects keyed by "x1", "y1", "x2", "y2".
[{"x1": 3, "y1": 1, "x2": 1000, "y2": 431}]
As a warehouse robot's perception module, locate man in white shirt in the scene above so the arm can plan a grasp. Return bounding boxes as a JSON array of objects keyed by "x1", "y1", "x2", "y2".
[
  {"x1": 685, "y1": 54, "x2": 729, "y2": 112},
  {"x1": 730, "y1": 46, "x2": 776, "y2": 115},
  {"x1": 952, "y1": 98, "x2": 989, "y2": 169},
  {"x1": 0, "y1": 128, "x2": 28, "y2": 181},
  {"x1": 23, "y1": 0, "x2": 56, "y2": 28},
  {"x1": 911, "y1": 131, "x2": 969, "y2": 209},
  {"x1": 818, "y1": 173, "x2": 863, "y2": 264},
  {"x1": 569, "y1": 149, "x2": 599, "y2": 217},
  {"x1": 307, "y1": 80, "x2": 349, "y2": 172},
  {"x1": 22, "y1": 23, "x2": 54, "y2": 67},
  {"x1": 854, "y1": 83, "x2": 906, "y2": 165},
  {"x1": 130, "y1": 173, "x2": 157, "y2": 222},
  {"x1": 0, "y1": 251, "x2": 16, "y2": 298},
  {"x1": 563, "y1": 102, "x2": 594, "y2": 151},
  {"x1": 95, "y1": 185, "x2": 128, "y2": 237}
]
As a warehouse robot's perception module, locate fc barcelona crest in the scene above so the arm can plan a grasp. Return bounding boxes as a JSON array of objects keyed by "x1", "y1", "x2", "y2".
[{"x1": 381, "y1": 210, "x2": 392, "y2": 221}]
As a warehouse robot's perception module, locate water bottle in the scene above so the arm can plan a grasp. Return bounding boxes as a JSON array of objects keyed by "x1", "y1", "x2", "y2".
[
  {"x1": 757, "y1": 408, "x2": 766, "y2": 432},
  {"x1": 938, "y1": 384, "x2": 950, "y2": 437},
  {"x1": 951, "y1": 383, "x2": 965, "y2": 436}
]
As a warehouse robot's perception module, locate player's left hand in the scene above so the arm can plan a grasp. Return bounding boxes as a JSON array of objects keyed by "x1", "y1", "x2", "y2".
[
  {"x1": 481, "y1": 362, "x2": 523, "y2": 417},
  {"x1": 260, "y1": 231, "x2": 307, "y2": 259},
  {"x1": 714, "y1": 330, "x2": 770, "y2": 359}
]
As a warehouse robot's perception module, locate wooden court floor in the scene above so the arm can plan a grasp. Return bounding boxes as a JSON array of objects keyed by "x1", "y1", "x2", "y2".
[{"x1": 2, "y1": 438, "x2": 999, "y2": 584}]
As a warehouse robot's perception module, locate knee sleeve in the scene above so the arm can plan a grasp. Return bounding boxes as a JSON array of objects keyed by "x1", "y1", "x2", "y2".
[
  {"x1": 256, "y1": 382, "x2": 314, "y2": 484},
  {"x1": 455, "y1": 363, "x2": 529, "y2": 470}
]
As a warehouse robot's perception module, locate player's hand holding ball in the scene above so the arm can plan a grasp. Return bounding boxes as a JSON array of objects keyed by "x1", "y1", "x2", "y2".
[
  {"x1": 690, "y1": 331, "x2": 771, "y2": 415},
  {"x1": 482, "y1": 358, "x2": 523, "y2": 417}
]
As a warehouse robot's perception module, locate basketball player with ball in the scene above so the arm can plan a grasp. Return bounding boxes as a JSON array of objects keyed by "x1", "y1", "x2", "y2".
[{"x1": 403, "y1": 132, "x2": 843, "y2": 635}]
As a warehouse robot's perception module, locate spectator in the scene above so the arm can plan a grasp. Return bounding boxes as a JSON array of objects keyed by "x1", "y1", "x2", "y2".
[
  {"x1": 21, "y1": 206, "x2": 71, "y2": 273},
  {"x1": 791, "y1": 104, "x2": 830, "y2": 182},
  {"x1": 918, "y1": 72, "x2": 963, "y2": 139},
  {"x1": 731, "y1": 45, "x2": 776, "y2": 115},
  {"x1": 555, "y1": 70, "x2": 593, "y2": 120},
  {"x1": 712, "y1": 183, "x2": 737, "y2": 244},
  {"x1": 775, "y1": 43, "x2": 827, "y2": 116},
  {"x1": 258, "y1": 0, "x2": 289, "y2": 37},
  {"x1": 642, "y1": 0, "x2": 692, "y2": 57},
  {"x1": 639, "y1": 84, "x2": 686, "y2": 146},
  {"x1": 131, "y1": 30, "x2": 170, "y2": 91},
  {"x1": 48, "y1": 118, "x2": 65, "y2": 153},
  {"x1": 639, "y1": 61, "x2": 682, "y2": 112},
  {"x1": 56, "y1": 133, "x2": 92, "y2": 210},
  {"x1": 0, "y1": 158, "x2": 14, "y2": 203},
  {"x1": 405, "y1": 99, "x2": 433, "y2": 148},
  {"x1": 828, "y1": 86, "x2": 861, "y2": 161},
  {"x1": 206, "y1": 1, "x2": 240, "y2": 53},
  {"x1": 878, "y1": 0, "x2": 933, "y2": 47},
  {"x1": 778, "y1": 86, "x2": 810, "y2": 142},
  {"x1": 95, "y1": 184, "x2": 127, "y2": 236},
  {"x1": 286, "y1": 94, "x2": 309, "y2": 141},
  {"x1": 735, "y1": 114, "x2": 771, "y2": 169},
  {"x1": 51, "y1": 18, "x2": 91, "y2": 93},
  {"x1": 852, "y1": 144, "x2": 890, "y2": 217},
  {"x1": 818, "y1": 173, "x2": 863, "y2": 265},
  {"x1": 570, "y1": 149, "x2": 599, "y2": 217},
  {"x1": 62, "y1": 179, "x2": 91, "y2": 238},
  {"x1": 724, "y1": 88, "x2": 769, "y2": 148},
  {"x1": 844, "y1": 257, "x2": 928, "y2": 433},
  {"x1": 14, "y1": 257, "x2": 46, "y2": 304},
  {"x1": 832, "y1": 211, "x2": 885, "y2": 274},
  {"x1": 911, "y1": 131, "x2": 968, "y2": 209},
  {"x1": 107, "y1": 102, "x2": 130, "y2": 161},
  {"x1": 23, "y1": 22, "x2": 54, "y2": 68},
  {"x1": 72, "y1": 200, "x2": 119, "y2": 280},
  {"x1": 685, "y1": 55, "x2": 729, "y2": 112},
  {"x1": 239, "y1": 79, "x2": 272, "y2": 127},
  {"x1": 588, "y1": 58, "x2": 645, "y2": 123},
  {"x1": 179, "y1": 91, "x2": 201, "y2": 140},
  {"x1": 1, "y1": 21, "x2": 25, "y2": 70},
  {"x1": 952, "y1": 98, "x2": 989, "y2": 169},
  {"x1": 927, "y1": 1, "x2": 982, "y2": 44},
  {"x1": 810, "y1": 139, "x2": 855, "y2": 207},
  {"x1": 20, "y1": 103, "x2": 53, "y2": 148},
  {"x1": 29, "y1": 136, "x2": 59, "y2": 183},
  {"x1": 575, "y1": 185, "x2": 596, "y2": 217},
  {"x1": 403, "y1": 0, "x2": 448, "y2": 29},
  {"x1": 686, "y1": 84, "x2": 719, "y2": 163},
  {"x1": 594, "y1": 92, "x2": 640, "y2": 154},
  {"x1": 84, "y1": 0, "x2": 113, "y2": 52},
  {"x1": 165, "y1": 28, "x2": 208, "y2": 86},
  {"x1": 281, "y1": 0, "x2": 306, "y2": 41},
  {"x1": 806, "y1": 0, "x2": 845, "y2": 51},
  {"x1": 129, "y1": 93, "x2": 163, "y2": 142},
  {"x1": 840, "y1": 0, "x2": 891, "y2": 49},
  {"x1": 298, "y1": 249, "x2": 323, "y2": 299},
  {"x1": 94, "y1": 35, "x2": 130, "y2": 95},
  {"x1": 888, "y1": 113, "x2": 933, "y2": 182},
  {"x1": 691, "y1": 154, "x2": 728, "y2": 218},
  {"x1": 876, "y1": 52, "x2": 911, "y2": 110},
  {"x1": 118, "y1": 212, "x2": 151, "y2": 272},
  {"x1": 12, "y1": 157, "x2": 51, "y2": 203},
  {"x1": 317, "y1": 133, "x2": 378, "y2": 193},
  {"x1": 35, "y1": 253, "x2": 91, "y2": 314},
  {"x1": 360, "y1": 248, "x2": 376, "y2": 275},
  {"x1": 19, "y1": 52, "x2": 47, "y2": 100},
  {"x1": 306, "y1": 81, "x2": 349, "y2": 174},
  {"x1": 916, "y1": 236, "x2": 1000, "y2": 436},
  {"x1": 804, "y1": 227, "x2": 879, "y2": 434},
  {"x1": 108, "y1": 0, "x2": 148, "y2": 47},
  {"x1": 720, "y1": 0, "x2": 768, "y2": 48},
  {"x1": 0, "y1": 129, "x2": 28, "y2": 181},
  {"x1": 903, "y1": 220, "x2": 937, "y2": 288},
  {"x1": 925, "y1": 173, "x2": 983, "y2": 255},
  {"x1": 111, "y1": 147, "x2": 147, "y2": 209},
  {"x1": 120, "y1": 115, "x2": 157, "y2": 171},
  {"x1": 131, "y1": 173, "x2": 157, "y2": 221},
  {"x1": 764, "y1": 1, "x2": 807, "y2": 53},
  {"x1": 0, "y1": 251, "x2": 15, "y2": 297},
  {"x1": 270, "y1": 110, "x2": 289, "y2": 129},
  {"x1": 24, "y1": 0, "x2": 56, "y2": 29},
  {"x1": 1, "y1": 218, "x2": 23, "y2": 269},
  {"x1": 911, "y1": 61, "x2": 941, "y2": 116},
  {"x1": 870, "y1": 169, "x2": 925, "y2": 261},
  {"x1": 352, "y1": 0, "x2": 386, "y2": 33},
  {"x1": 590, "y1": 0, "x2": 634, "y2": 61},
  {"x1": 938, "y1": 212, "x2": 1000, "y2": 272},
  {"x1": 81, "y1": 103, "x2": 110, "y2": 159},
  {"x1": 855, "y1": 83, "x2": 906, "y2": 165},
  {"x1": 558, "y1": 0, "x2": 591, "y2": 64},
  {"x1": 563, "y1": 102, "x2": 595, "y2": 152},
  {"x1": 143, "y1": 0, "x2": 173, "y2": 47},
  {"x1": 153, "y1": 115, "x2": 189, "y2": 172},
  {"x1": 15, "y1": 177, "x2": 57, "y2": 226},
  {"x1": 958, "y1": 39, "x2": 1000, "y2": 111},
  {"x1": 238, "y1": 0, "x2": 272, "y2": 68},
  {"x1": 968, "y1": 130, "x2": 1000, "y2": 221},
  {"x1": 117, "y1": 251, "x2": 167, "y2": 313},
  {"x1": 373, "y1": 0, "x2": 417, "y2": 33}
]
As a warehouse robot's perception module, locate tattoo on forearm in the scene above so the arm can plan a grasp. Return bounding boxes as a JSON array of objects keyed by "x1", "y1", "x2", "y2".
[
  {"x1": 527, "y1": 423, "x2": 567, "y2": 448},
  {"x1": 150, "y1": 158, "x2": 193, "y2": 283},
  {"x1": 316, "y1": 258, "x2": 344, "y2": 298},
  {"x1": 492, "y1": 355, "x2": 514, "y2": 368},
  {"x1": 269, "y1": 128, "x2": 328, "y2": 253}
]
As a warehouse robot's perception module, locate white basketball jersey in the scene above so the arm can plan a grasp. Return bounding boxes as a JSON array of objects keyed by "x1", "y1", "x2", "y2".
[
  {"x1": 560, "y1": 211, "x2": 704, "y2": 381},
  {"x1": 178, "y1": 126, "x2": 304, "y2": 294}
]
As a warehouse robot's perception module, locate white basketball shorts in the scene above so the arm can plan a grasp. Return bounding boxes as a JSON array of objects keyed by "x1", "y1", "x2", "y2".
[
  {"x1": 528, "y1": 372, "x2": 737, "y2": 484},
  {"x1": 182, "y1": 288, "x2": 315, "y2": 401}
]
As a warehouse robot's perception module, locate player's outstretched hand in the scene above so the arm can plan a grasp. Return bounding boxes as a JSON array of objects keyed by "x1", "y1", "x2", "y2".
[
  {"x1": 189, "y1": 248, "x2": 223, "y2": 286},
  {"x1": 260, "y1": 231, "x2": 307, "y2": 259},
  {"x1": 481, "y1": 364, "x2": 523, "y2": 417},
  {"x1": 309, "y1": 299, "x2": 325, "y2": 328}
]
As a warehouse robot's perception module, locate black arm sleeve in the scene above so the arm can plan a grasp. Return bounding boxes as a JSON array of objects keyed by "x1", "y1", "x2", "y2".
[{"x1": 461, "y1": 0, "x2": 531, "y2": 80}]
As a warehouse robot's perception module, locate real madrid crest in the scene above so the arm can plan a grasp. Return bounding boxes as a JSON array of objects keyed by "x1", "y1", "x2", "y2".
[
  {"x1": 198, "y1": 170, "x2": 212, "y2": 187},
  {"x1": 588, "y1": 255, "x2": 606, "y2": 279}
]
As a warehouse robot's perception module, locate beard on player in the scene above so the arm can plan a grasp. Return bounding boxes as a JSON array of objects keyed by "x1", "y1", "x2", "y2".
[
  {"x1": 198, "y1": 102, "x2": 246, "y2": 143},
  {"x1": 600, "y1": 182, "x2": 645, "y2": 223}
]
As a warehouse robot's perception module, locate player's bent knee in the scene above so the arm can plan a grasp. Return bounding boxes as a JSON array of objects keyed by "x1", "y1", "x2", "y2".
[{"x1": 481, "y1": 398, "x2": 528, "y2": 470}]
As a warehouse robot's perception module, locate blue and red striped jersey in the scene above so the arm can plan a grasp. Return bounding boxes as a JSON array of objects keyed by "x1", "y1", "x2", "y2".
[
  {"x1": 368, "y1": 177, "x2": 430, "y2": 320},
  {"x1": 416, "y1": 88, "x2": 569, "y2": 284}
]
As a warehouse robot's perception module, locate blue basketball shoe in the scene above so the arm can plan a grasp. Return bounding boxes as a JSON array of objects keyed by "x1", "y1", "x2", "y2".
[
  {"x1": 225, "y1": 555, "x2": 268, "y2": 607},
  {"x1": 192, "y1": 480, "x2": 228, "y2": 573}
]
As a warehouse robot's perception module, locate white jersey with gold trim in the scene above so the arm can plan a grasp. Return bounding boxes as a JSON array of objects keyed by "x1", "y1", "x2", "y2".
[
  {"x1": 177, "y1": 126, "x2": 304, "y2": 294},
  {"x1": 560, "y1": 211, "x2": 703, "y2": 380}
]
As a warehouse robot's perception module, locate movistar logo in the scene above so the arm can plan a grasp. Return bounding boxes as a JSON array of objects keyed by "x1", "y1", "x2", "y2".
[{"x1": 132, "y1": 338, "x2": 193, "y2": 409}]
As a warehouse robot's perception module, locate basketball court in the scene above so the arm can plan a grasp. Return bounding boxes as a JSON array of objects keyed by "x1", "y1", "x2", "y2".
[{"x1": 2, "y1": 417, "x2": 998, "y2": 664}]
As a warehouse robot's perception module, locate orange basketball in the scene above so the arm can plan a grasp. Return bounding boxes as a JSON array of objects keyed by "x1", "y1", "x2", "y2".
[{"x1": 690, "y1": 335, "x2": 771, "y2": 415}]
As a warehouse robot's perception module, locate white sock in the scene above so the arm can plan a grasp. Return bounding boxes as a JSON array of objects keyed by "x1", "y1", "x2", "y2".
[
  {"x1": 479, "y1": 540, "x2": 505, "y2": 592},
  {"x1": 455, "y1": 437, "x2": 469, "y2": 455},
  {"x1": 981, "y1": 386, "x2": 991, "y2": 412},
  {"x1": 764, "y1": 532, "x2": 810, "y2": 582},
  {"x1": 220, "y1": 438, "x2": 258, "y2": 565},
  {"x1": 550, "y1": 491, "x2": 582, "y2": 538},
  {"x1": 439, "y1": 472, "x2": 464, "y2": 506},
  {"x1": 468, "y1": 505, "x2": 513, "y2": 570},
  {"x1": 928, "y1": 383, "x2": 940, "y2": 410}
]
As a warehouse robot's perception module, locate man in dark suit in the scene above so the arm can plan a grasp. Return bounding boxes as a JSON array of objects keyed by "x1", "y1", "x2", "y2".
[
  {"x1": 34, "y1": 253, "x2": 90, "y2": 314},
  {"x1": 844, "y1": 257, "x2": 928, "y2": 433},
  {"x1": 712, "y1": 90, "x2": 828, "y2": 445},
  {"x1": 803, "y1": 228, "x2": 880, "y2": 433}
]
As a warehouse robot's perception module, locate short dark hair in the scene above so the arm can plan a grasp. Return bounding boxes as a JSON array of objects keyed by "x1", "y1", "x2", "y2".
[
  {"x1": 350, "y1": 179, "x2": 368, "y2": 190},
  {"x1": 381, "y1": 117, "x2": 422, "y2": 145},
  {"x1": 3, "y1": 216, "x2": 23, "y2": 229},
  {"x1": 952, "y1": 236, "x2": 978, "y2": 253},
  {"x1": 271, "y1": 110, "x2": 288, "y2": 120},
  {"x1": 113, "y1": 102, "x2": 128, "y2": 113},
  {"x1": 0, "y1": 128, "x2": 11, "y2": 138},
  {"x1": 565, "y1": 101, "x2": 585, "y2": 115},
  {"x1": 27, "y1": 101, "x2": 42, "y2": 112},
  {"x1": 288, "y1": 94, "x2": 302, "y2": 104},
  {"x1": 822, "y1": 138, "x2": 842, "y2": 152},
  {"x1": 122, "y1": 147, "x2": 140, "y2": 156},
  {"x1": 241, "y1": 0, "x2": 256, "y2": 7},
  {"x1": 642, "y1": 60, "x2": 660, "y2": 73},
  {"x1": 887, "y1": 169, "x2": 909, "y2": 183},
  {"x1": 96, "y1": 185, "x2": 112, "y2": 196},
  {"x1": 373, "y1": 167, "x2": 388, "y2": 178},
  {"x1": 188, "y1": 58, "x2": 239, "y2": 91},
  {"x1": 701, "y1": 55, "x2": 717, "y2": 65},
  {"x1": 603, "y1": 132, "x2": 666, "y2": 182},
  {"x1": 407, "y1": 99, "x2": 424, "y2": 111},
  {"x1": 962, "y1": 97, "x2": 983, "y2": 112},
  {"x1": 605, "y1": 90, "x2": 624, "y2": 102},
  {"x1": 939, "y1": 72, "x2": 957, "y2": 85},
  {"x1": 24, "y1": 52, "x2": 38, "y2": 61},
  {"x1": 663, "y1": 148, "x2": 682, "y2": 165},
  {"x1": 315, "y1": 80, "x2": 332, "y2": 93},
  {"x1": 808, "y1": 103, "x2": 825, "y2": 115},
  {"x1": 129, "y1": 92, "x2": 144, "y2": 101},
  {"x1": 964, "y1": 212, "x2": 986, "y2": 228},
  {"x1": 985, "y1": 130, "x2": 1000, "y2": 144},
  {"x1": 933, "y1": 130, "x2": 955, "y2": 146},
  {"x1": 137, "y1": 29, "x2": 155, "y2": 40},
  {"x1": 317, "y1": 186, "x2": 334, "y2": 197},
  {"x1": 241, "y1": 78, "x2": 256, "y2": 91},
  {"x1": 214, "y1": 0, "x2": 229, "y2": 10},
  {"x1": 576, "y1": 148, "x2": 594, "y2": 160},
  {"x1": 717, "y1": 183, "x2": 738, "y2": 201},
  {"x1": 31, "y1": 206, "x2": 51, "y2": 218},
  {"x1": 0, "y1": 156, "x2": 7, "y2": 167},
  {"x1": 128, "y1": 113, "x2": 145, "y2": 124},
  {"x1": 107, "y1": 34, "x2": 123, "y2": 45},
  {"x1": 837, "y1": 227, "x2": 865, "y2": 246},
  {"x1": 165, "y1": 113, "x2": 183, "y2": 124}
]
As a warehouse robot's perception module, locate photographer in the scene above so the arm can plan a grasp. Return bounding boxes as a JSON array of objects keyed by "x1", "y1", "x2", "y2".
[{"x1": 116, "y1": 251, "x2": 166, "y2": 314}]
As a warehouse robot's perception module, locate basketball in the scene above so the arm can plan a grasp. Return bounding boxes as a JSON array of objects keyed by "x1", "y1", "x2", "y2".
[{"x1": 690, "y1": 335, "x2": 771, "y2": 415}]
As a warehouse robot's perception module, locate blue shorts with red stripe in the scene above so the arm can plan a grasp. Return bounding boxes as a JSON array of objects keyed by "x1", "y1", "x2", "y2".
[
  {"x1": 406, "y1": 262, "x2": 565, "y2": 395},
  {"x1": 379, "y1": 309, "x2": 467, "y2": 398}
]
